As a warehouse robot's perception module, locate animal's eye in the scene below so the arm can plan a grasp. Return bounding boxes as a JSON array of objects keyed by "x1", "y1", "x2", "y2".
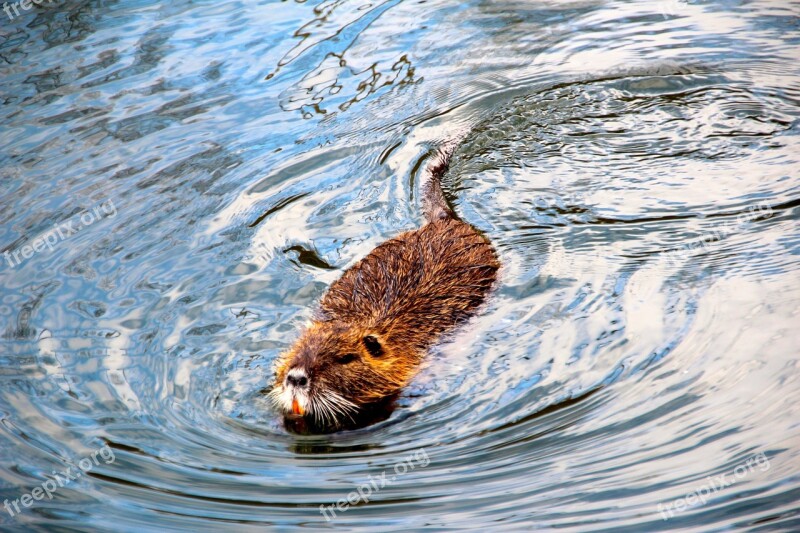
[
  {"x1": 337, "y1": 353, "x2": 358, "y2": 365},
  {"x1": 363, "y1": 335, "x2": 383, "y2": 357}
]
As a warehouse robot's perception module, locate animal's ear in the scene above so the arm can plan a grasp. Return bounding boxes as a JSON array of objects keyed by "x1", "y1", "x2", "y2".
[{"x1": 362, "y1": 335, "x2": 384, "y2": 357}]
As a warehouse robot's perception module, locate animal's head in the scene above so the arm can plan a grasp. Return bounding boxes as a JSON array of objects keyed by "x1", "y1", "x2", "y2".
[{"x1": 270, "y1": 321, "x2": 419, "y2": 431}]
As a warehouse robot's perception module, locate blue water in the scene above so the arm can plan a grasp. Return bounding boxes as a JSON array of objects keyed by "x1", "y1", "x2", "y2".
[{"x1": 1, "y1": 0, "x2": 799, "y2": 530}]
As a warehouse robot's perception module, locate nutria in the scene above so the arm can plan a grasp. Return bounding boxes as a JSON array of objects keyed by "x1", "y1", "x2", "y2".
[{"x1": 270, "y1": 144, "x2": 499, "y2": 432}]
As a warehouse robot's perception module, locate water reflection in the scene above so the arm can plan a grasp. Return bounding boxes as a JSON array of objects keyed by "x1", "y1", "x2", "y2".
[{"x1": 1, "y1": 0, "x2": 798, "y2": 530}]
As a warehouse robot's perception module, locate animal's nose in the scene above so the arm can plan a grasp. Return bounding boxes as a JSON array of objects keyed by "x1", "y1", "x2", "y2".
[
  {"x1": 287, "y1": 374, "x2": 307, "y2": 387},
  {"x1": 286, "y1": 368, "x2": 308, "y2": 388}
]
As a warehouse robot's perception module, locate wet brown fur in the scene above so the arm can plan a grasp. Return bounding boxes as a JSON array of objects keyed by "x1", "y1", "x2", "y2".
[{"x1": 272, "y1": 145, "x2": 499, "y2": 431}]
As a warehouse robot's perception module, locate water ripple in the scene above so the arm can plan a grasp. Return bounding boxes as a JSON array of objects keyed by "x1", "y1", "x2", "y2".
[{"x1": 1, "y1": 0, "x2": 798, "y2": 530}]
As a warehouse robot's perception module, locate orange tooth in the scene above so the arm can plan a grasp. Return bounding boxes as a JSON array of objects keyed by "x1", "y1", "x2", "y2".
[{"x1": 292, "y1": 398, "x2": 304, "y2": 415}]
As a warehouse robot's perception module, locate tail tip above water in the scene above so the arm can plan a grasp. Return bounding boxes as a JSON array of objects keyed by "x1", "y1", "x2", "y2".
[{"x1": 422, "y1": 142, "x2": 458, "y2": 221}]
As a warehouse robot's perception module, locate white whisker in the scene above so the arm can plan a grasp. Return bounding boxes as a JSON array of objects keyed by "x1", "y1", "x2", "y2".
[{"x1": 319, "y1": 390, "x2": 358, "y2": 424}]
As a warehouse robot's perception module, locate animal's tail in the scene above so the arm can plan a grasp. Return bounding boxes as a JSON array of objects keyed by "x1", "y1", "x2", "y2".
[{"x1": 421, "y1": 141, "x2": 458, "y2": 222}]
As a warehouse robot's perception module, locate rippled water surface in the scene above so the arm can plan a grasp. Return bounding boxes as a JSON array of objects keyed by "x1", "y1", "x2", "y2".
[{"x1": 2, "y1": 0, "x2": 799, "y2": 530}]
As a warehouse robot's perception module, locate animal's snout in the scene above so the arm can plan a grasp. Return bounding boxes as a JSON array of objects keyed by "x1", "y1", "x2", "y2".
[
  {"x1": 284, "y1": 368, "x2": 309, "y2": 416},
  {"x1": 285, "y1": 368, "x2": 308, "y2": 388}
]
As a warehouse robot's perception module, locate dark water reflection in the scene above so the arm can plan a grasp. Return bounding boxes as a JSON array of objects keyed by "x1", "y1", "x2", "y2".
[{"x1": 1, "y1": 0, "x2": 799, "y2": 530}]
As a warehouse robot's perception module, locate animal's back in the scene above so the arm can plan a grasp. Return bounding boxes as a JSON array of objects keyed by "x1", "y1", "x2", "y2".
[{"x1": 319, "y1": 216, "x2": 498, "y2": 350}]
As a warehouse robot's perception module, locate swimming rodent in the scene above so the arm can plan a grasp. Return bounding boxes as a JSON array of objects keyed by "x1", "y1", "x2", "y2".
[{"x1": 270, "y1": 143, "x2": 499, "y2": 433}]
